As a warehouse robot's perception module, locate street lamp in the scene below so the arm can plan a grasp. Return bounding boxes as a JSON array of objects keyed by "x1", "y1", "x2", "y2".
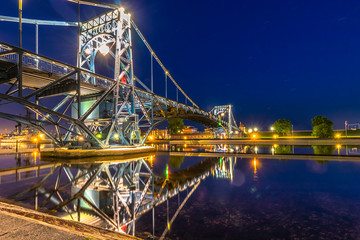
[
  {"x1": 19, "y1": 0, "x2": 23, "y2": 48},
  {"x1": 270, "y1": 126, "x2": 274, "y2": 131},
  {"x1": 99, "y1": 44, "x2": 110, "y2": 55}
]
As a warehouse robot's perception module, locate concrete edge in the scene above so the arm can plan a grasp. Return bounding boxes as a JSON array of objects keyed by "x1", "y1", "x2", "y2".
[{"x1": 0, "y1": 202, "x2": 139, "y2": 240}]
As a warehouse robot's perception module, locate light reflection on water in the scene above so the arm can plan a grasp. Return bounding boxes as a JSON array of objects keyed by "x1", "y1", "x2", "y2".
[
  {"x1": 154, "y1": 143, "x2": 360, "y2": 156},
  {"x1": 0, "y1": 146, "x2": 360, "y2": 239}
]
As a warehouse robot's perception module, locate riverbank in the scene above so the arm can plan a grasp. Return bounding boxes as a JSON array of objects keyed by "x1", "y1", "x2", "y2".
[
  {"x1": 148, "y1": 138, "x2": 360, "y2": 146},
  {"x1": 0, "y1": 202, "x2": 138, "y2": 240}
]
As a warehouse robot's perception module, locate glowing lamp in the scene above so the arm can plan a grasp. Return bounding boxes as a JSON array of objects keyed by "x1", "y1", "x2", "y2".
[
  {"x1": 78, "y1": 136, "x2": 84, "y2": 141},
  {"x1": 99, "y1": 44, "x2": 110, "y2": 56}
]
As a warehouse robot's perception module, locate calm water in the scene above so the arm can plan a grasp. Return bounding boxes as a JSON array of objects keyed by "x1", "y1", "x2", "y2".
[{"x1": 1, "y1": 146, "x2": 360, "y2": 239}]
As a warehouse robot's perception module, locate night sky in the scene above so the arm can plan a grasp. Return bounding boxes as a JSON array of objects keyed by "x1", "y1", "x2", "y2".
[{"x1": 1, "y1": 0, "x2": 360, "y2": 131}]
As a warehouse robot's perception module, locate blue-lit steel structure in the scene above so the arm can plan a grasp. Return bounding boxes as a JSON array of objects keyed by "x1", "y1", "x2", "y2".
[
  {"x1": 0, "y1": 2, "x2": 240, "y2": 148},
  {"x1": 3, "y1": 155, "x2": 236, "y2": 237}
]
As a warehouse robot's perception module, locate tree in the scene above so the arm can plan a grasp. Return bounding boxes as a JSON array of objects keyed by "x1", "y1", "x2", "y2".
[
  {"x1": 168, "y1": 156, "x2": 185, "y2": 169},
  {"x1": 311, "y1": 116, "x2": 334, "y2": 138},
  {"x1": 168, "y1": 118, "x2": 185, "y2": 135},
  {"x1": 273, "y1": 119, "x2": 292, "y2": 136},
  {"x1": 312, "y1": 145, "x2": 335, "y2": 155}
]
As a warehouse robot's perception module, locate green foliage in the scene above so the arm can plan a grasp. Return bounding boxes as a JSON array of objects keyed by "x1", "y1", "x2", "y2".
[
  {"x1": 273, "y1": 119, "x2": 292, "y2": 136},
  {"x1": 312, "y1": 145, "x2": 335, "y2": 155},
  {"x1": 168, "y1": 118, "x2": 185, "y2": 135},
  {"x1": 312, "y1": 116, "x2": 333, "y2": 127},
  {"x1": 275, "y1": 145, "x2": 292, "y2": 154},
  {"x1": 168, "y1": 156, "x2": 185, "y2": 169},
  {"x1": 311, "y1": 116, "x2": 334, "y2": 138}
]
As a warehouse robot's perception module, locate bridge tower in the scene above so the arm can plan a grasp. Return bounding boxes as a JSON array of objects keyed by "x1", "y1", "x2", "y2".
[
  {"x1": 77, "y1": 8, "x2": 141, "y2": 145},
  {"x1": 209, "y1": 105, "x2": 238, "y2": 138}
]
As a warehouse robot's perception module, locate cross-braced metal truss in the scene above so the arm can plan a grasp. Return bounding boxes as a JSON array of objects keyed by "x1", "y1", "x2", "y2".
[
  {"x1": 210, "y1": 105, "x2": 239, "y2": 137},
  {"x1": 0, "y1": 6, "x2": 240, "y2": 148},
  {"x1": 7, "y1": 156, "x2": 236, "y2": 238}
]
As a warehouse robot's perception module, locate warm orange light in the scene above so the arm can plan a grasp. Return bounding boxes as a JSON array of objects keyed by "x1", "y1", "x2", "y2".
[
  {"x1": 184, "y1": 136, "x2": 187, "y2": 140},
  {"x1": 32, "y1": 137, "x2": 38, "y2": 143},
  {"x1": 273, "y1": 144, "x2": 278, "y2": 148},
  {"x1": 252, "y1": 134, "x2": 257, "y2": 139},
  {"x1": 252, "y1": 158, "x2": 257, "y2": 175},
  {"x1": 78, "y1": 136, "x2": 84, "y2": 141},
  {"x1": 149, "y1": 136, "x2": 154, "y2": 140},
  {"x1": 336, "y1": 144, "x2": 341, "y2": 149},
  {"x1": 335, "y1": 133, "x2": 341, "y2": 139},
  {"x1": 273, "y1": 134, "x2": 278, "y2": 139},
  {"x1": 38, "y1": 133, "x2": 45, "y2": 139}
]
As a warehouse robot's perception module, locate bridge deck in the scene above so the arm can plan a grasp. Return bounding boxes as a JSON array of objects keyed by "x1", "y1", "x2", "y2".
[
  {"x1": 0, "y1": 59, "x2": 104, "y2": 97},
  {"x1": 0, "y1": 41, "x2": 229, "y2": 130}
]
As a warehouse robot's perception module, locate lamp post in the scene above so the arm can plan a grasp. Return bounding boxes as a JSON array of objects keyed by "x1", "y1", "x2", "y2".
[
  {"x1": 19, "y1": 0, "x2": 22, "y2": 48},
  {"x1": 345, "y1": 121, "x2": 348, "y2": 138}
]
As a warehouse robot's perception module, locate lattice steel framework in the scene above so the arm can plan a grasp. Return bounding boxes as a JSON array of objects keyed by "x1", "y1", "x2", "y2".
[
  {"x1": 5, "y1": 155, "x2": 235, "y2": 238},
  {"x1": 0, "y1": 5, "x2": 240, "y2": 148},
  {"x1": 210, "y1": 105, "x2": 239, "y2": 137}
]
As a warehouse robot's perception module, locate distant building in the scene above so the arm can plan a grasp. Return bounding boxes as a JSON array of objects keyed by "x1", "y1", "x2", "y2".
[
  {"x1": 149, "y1": 129, "x2": 169, "y2": 139},
  {"x1": 182, "y1": 126, "x2": 198, "y2": 134},
  {"x1": 171, "y1": 128, "x2": 213, "y2": 140},
  {"x1": 239, "y1": 122, "x2": 246, "y2": 133}
]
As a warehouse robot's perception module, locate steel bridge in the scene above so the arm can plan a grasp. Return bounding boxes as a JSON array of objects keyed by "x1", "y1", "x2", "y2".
[
  {"x1": 4, "y1": 154, "x2": 236, "y2": 238},
  {"x1": 0, "y1": 3, "x2": 239, "y2": 148}
]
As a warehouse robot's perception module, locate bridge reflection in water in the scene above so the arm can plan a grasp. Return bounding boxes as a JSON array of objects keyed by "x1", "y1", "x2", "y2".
[{"x1": 0, "y1": 154, "x2": 236, "y2": 239}]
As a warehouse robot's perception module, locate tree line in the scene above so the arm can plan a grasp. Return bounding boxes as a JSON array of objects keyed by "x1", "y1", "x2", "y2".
[{"x1": 273, "y1": 116, "x2": 334, "y2": 138}]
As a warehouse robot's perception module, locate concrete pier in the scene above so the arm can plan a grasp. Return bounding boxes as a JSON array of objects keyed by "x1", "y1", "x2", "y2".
[{"x1": 40, "y1": 146, "x2": 155, "y2": 159}]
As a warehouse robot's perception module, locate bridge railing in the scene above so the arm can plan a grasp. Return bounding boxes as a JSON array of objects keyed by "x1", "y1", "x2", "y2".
[{"x1": 0, "y1": 42, "x2": 223, "y2": 124}]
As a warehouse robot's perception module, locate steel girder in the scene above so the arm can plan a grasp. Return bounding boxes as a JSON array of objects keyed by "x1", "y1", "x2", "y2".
[
  {"x1": 0, "y1": 6, "x2": 240, "y2": 147},
  {"x1": 7, "y1": 156, "x2": 235, "y2": 237}
]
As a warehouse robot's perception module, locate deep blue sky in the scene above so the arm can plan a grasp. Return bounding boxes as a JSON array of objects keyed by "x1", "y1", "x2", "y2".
[{"x1": 1, "y1": 0, "x2": 360, "y2": 130}]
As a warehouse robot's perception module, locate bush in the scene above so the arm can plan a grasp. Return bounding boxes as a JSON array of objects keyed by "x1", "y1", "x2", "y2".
[
  {"x1": 311, "y1": 116, "x2": 334, "y2": 138},
  {"x1": 273, "y1": 119, "x2": 292, "y2": 136}
]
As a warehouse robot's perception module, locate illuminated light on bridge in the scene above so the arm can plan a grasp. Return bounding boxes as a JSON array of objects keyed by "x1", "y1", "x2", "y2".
[
  {"x1": 0, "y1": 3, "x2": 241, "y2": 148},
  {"x1": 99, "y1": 44, "x2": 110, "y2": 55}
]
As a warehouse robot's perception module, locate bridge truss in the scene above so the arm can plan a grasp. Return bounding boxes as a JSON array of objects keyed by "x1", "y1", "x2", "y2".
[
  {"x1": 6, "y1": 155, "x2": 236, "y2": 238},
  {"x1": 0, "y1": 4, "x2": 239, "y2": 147}
]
